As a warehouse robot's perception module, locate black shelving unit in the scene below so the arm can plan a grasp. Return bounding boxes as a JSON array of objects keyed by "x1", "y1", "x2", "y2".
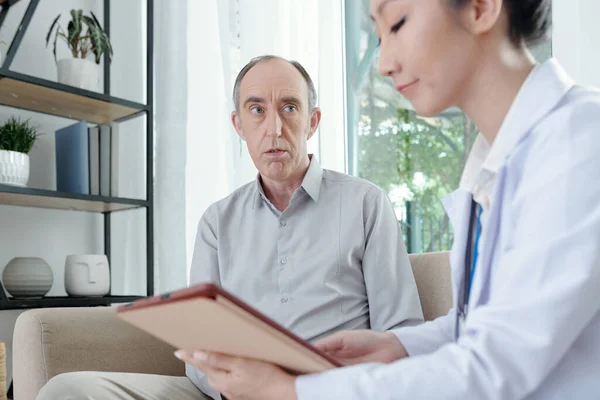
[
  {"x1": 0, "y1": 295, "x2": 145, "y2": 310},
  {"x1": 0, "y1": 0, "x2": 155, "y2": 310}
]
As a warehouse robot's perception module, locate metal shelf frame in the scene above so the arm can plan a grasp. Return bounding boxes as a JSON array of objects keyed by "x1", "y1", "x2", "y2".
[{"x1": 0, "y1": 0, "x2": 155, "y2": 307}]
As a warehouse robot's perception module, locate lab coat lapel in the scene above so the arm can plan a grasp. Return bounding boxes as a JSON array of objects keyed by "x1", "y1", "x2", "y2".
[
  {"x1": 481, "y1": 59, "x2": 576, "y2": 174},
  {"x1": 466, "y1": 59, "x2": 576, "y2": 309},
  {"x1": 467, "y1": 169, "x2": 505, "y2": 308},
  {"x1": 442, "y1": 188, "x2": 473, "y2": 308}
]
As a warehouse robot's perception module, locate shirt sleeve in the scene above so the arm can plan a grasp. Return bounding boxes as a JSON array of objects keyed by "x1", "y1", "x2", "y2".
[
  {"x1": 188, "y1": 206, "x2": 221, "y2": 286},
  {"x1": 362, "y1": 188, "x2": 424, "y2": 331},
  {"x1": 185, "y1": 207, "x2": 223, "y2": 400},
  {"x1": 295, "y1": 113, "x2": 600, "y2": 400},
  {"x1": 392, "y1": 309, "x2": 456, "y2": 356}
]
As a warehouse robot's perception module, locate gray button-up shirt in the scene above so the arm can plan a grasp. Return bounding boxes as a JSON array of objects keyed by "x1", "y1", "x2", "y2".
[{"x1": 186, "y1": 156, "x2": 423, "y2": 398}]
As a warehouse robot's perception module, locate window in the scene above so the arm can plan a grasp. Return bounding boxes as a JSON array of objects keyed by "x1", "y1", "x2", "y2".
[{"x1": 344, "y1": 0, "x2": 552, "y2": 253}]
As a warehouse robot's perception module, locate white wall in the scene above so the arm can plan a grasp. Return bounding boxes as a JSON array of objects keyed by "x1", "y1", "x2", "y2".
[
  {"x1": 317, "y1": 0, "x2": 347, "y2": 173},
  {"x1": 105, "y1": 0, "x2": 147, "y2": 297},
  {"x1": 0, "y1": 0, "x2": 147, "y2": 385},
  {"x1": 553, "y1": 0, "x2": 600, "y2": 88}
]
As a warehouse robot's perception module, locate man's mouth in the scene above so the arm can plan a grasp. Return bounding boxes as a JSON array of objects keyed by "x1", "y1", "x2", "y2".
[{"x1": 265, "y1": 148, "x2": 286, "y2": 155}]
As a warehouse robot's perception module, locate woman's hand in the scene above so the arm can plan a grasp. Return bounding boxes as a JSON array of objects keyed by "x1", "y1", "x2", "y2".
[
  {"x1": 175, "y1": 350, "x2": 298, "y2": 400},
  {"x1": 314, "y1": 329, "x2": 408, "y2": 365}
]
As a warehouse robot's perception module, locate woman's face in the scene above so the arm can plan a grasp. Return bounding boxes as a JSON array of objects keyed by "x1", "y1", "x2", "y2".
[{"x1": 370, "y1": 0, "x2": 480, "y2": 117}]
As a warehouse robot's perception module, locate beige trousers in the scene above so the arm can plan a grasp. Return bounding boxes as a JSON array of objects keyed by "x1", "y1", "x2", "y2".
[{"x1": 36, "y1": 371, "x2": 214, "y2": 400}]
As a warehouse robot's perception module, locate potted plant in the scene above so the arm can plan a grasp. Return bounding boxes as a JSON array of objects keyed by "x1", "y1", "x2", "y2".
[
  {"x1": 45, "y1": 9, "x2": 113, "y2": 91},
  {"x1": 0, "y1": 116, "x2": 41, "y2": 187}
]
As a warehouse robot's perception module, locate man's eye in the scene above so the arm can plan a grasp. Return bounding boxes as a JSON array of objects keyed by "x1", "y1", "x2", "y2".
[
  {"x1": 283, "y1": 105, "x2": 297, "y2": 112},
  {"x1": 250, "y1": 106, "x2": 264, "y2": 114}
]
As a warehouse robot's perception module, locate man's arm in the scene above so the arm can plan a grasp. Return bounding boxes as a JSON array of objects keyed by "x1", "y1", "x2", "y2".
[
  {"x1": 185, "y1": 207, "x2": 223, "y2": 400},
  {"x1": 362, "y1": 188, "x2": 424, "y2": 331},
  {"x1": 189, "y1": 207, "x2": 221, "y2": 286}
]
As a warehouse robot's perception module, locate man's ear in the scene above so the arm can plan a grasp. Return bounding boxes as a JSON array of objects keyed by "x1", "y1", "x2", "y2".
[
  {"x1": 306, "y1": 107, "x2": 322, "y2": 141},
  {"x1": 231, "y1": 111, "x2": 246, "y2": 141},
  {"x1": 458, "y1": 0, "x2": 504, "y2": 39}
]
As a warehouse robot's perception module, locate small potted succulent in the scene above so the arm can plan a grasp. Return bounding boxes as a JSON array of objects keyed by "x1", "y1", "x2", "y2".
[
  {"x1": 0, "y1": 116, "x2": 41, "y2": 187},
  {"x1": 45, "y1": 9, "x2": 113, "y2": 91}
]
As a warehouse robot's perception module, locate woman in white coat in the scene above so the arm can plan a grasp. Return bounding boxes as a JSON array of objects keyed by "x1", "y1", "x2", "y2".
[{"x1": 179, "y1": 0, "x2": 600, "y2": 398}]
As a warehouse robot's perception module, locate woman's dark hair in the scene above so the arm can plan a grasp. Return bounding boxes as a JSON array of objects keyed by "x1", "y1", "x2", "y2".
[{"x1": 450, "y1": 0, "x2": 552, "y2": 46}]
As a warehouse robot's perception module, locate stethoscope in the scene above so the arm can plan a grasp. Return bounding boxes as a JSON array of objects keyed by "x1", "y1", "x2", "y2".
[{"x1": 455, "y1": 199, "x2": 483, "y2": 341}]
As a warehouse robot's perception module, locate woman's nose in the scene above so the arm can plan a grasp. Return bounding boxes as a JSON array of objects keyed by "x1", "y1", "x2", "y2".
[{"x1": 377, "y1": 37, "x2": 401, "y2": 78}]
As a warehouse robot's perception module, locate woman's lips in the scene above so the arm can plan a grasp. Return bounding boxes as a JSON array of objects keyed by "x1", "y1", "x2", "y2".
[{"x1": 396, "y1": 79, "x2": 419, "y2": 93}]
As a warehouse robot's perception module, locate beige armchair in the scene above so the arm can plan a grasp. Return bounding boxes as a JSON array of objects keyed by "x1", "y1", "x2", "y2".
[{"x1": 12, "y1": 251, "x2": 452, "y2": 400}]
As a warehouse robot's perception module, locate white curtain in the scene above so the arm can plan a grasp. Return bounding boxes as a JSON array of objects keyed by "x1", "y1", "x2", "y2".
[
  {"x1": 154, "y1": 0, "x2": 190, "y2": 293},
  {"x1": 153, "y1": 0, "x2": 237, "y2": 291},
  {"x1": 184, "y1": 0, "x2": 239, "y2": 282},
  {"x1": 153, "y1": 0, "x2": 347, "y2": 292}
]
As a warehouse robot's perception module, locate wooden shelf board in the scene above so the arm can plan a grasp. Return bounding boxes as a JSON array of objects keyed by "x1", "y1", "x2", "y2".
[
  {"x1": 0, "y1": 71, "x2": 145, "y2": 124},
  {"x1": 0, "y1": 185, "x2": 148, "y2": 212},
  {"x1": 0, "y1": 295, "x2": 144, "y2": 310}
]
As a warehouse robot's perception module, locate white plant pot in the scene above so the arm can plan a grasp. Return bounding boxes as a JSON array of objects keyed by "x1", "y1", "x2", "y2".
[
  {"x1": 65, "y1": 254, "x2": 110, "y2": 297},
  {"x1": 0, "y1": 150, "x2": 29, "y2": 187},
  {"x1": 57, "y1": 58, "x2": 101, "y2": 91},
  {"x1": 2, "y1": 257, "x2": 54, "y2": 298}
]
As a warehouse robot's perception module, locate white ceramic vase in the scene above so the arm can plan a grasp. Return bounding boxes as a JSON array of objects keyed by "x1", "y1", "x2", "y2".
[
  {"x1": 57, "y1": 58, "x2": 101, "y2": 91},
  {"x1": 64, "y1": 254, "x2": 110, "y2": 297},
  {"x1": 0, "y1": 150, "x2": 29, "y2": 187},
  {"x1": 1, "y1": 257, "x2": 53, "y2": 298}
]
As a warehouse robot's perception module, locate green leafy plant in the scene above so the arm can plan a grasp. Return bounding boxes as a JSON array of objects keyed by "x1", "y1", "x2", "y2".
[
  {"x1": 45, "y1": 9, "x2": 113, "y2": 65},
  {"x1": 0, "y1": 117, "x2": 41, "y2": 154}
]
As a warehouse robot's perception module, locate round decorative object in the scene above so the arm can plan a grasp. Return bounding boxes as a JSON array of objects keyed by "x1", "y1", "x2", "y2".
[
  {"x1": 64, "y1": 254, "x2": 110, "y2": 297},
  {"x1": 57, "y1": 58, "x2": 101, "y2": 91},
  {"x1": 0, "y1": 150, "x2": 29, "y2": 187},
  {"x1": 1, "y1": 257, "x2": 53, "y2": 299}
]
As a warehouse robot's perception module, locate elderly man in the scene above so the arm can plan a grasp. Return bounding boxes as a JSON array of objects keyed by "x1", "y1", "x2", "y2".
[
  {"x1": 36, "y1": 55, "x2": 423, "y2": 400},
  {"x1": 184, "y1": 55, "x2": 423, "y2": 399}
]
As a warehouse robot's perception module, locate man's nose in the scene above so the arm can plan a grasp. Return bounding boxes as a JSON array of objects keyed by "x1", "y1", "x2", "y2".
[{"x1": 266, "y1": 109, "x2": 283, "y2": 137}]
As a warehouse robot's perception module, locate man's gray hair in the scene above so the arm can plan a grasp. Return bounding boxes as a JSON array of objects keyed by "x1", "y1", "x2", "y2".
[{"x1": 232, "y1": 55, "x2": 318, "y2": 112}]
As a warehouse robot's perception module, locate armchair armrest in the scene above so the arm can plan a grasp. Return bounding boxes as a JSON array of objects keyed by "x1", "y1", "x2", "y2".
[{"x1": 13, "y1": 307, "x2": 184, "y2": 400}]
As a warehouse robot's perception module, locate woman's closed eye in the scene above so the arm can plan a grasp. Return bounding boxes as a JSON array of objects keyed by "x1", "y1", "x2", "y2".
[
  {"x1": 376, "y1": 16, "x2": 407, "y2": 47},
  {"x1": 390, "y1": 16, "x2": 407, "y2": 33}
]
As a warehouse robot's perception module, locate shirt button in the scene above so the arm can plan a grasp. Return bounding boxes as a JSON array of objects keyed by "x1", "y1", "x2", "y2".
[
  {"x1": 280, "y1": 220, "x2": 287, "y2": 227},
  {"x1": 280, "y1": 257, "x2": 287, "y2": 265},
  {"x1": 281, "y1": 298, "x2": 288, "y2": 303}
]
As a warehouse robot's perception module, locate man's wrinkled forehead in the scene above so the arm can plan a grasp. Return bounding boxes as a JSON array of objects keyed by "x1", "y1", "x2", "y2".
[{"x1": 240, "y1": 60, "x2": 308, "y2": 105}]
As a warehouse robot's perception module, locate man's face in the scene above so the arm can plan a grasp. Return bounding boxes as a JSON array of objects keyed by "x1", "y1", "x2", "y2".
[{"x1": 232, "y1": 59, "x2": 321, "y2": 182}]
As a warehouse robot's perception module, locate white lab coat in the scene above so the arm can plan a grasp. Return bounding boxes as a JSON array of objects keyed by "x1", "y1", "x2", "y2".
[{"x1": 296, "y1": 59, "x2": 600, "y2": 399}]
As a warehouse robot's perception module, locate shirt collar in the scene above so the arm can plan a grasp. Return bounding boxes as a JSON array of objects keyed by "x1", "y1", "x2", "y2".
[
  {"x1": 460, "y1": 59, "x2": 576, "y2": 202},
  {"x1": 300, "y1": 155, "x2": 323, "y2": 202},
  {"x1": 253, "y1": 154, "x2": 323, "y2": 209}
]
